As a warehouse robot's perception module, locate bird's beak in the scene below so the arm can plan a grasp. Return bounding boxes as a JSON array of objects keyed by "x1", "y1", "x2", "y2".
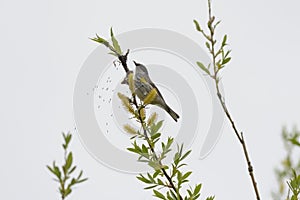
[{"x1": 133, "y1": 60, "x2": 138, "y2": 66}]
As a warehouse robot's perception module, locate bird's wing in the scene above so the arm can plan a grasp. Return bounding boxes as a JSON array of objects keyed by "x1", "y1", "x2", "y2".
[
  {"x1": 138, "y1": 75, "x2": 166, "y2": 101},
  {"x1": 140, "y1": 69, "x2": 166, "y2": 102}
]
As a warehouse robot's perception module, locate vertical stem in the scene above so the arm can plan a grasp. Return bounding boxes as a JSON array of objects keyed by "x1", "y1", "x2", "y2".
[
  {"x1": 60, "y1": 149, "x2": 67, "y2": 200},
  {"x1": 216, "y1": 82, "x2": 260, "y2": 200},
  {"x1": 241, "y1": 133, "x2": 260, "y2": 200},
  {"x1": 206, "y1": 0, "x2": 261, "y2": 199}
]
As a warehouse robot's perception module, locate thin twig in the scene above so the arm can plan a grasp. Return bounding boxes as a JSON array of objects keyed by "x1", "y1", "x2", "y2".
[{"x1": 216, "y1": 82, "x2": 260, "y2": 200}]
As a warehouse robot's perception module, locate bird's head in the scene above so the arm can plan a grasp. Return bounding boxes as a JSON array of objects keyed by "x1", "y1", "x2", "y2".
[{"x1": 133, "y1": 61, "x2": 149, "y2": 75}]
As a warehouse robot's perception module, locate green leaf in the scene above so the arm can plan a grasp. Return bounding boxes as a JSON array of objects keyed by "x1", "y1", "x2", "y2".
[
  {"x1": 77, "y1": 170, "x2": 83, "y2": 179},
  {"x1": 207, "y1": 15, "x2": 216, "y2": 29},
  {"x1": 205, "y1": 42, "x2": 210, "y2": 50},
  {"x1": 108, "y1": 52, "x2": 118, "y2": 57},
  {"x1": 153, "y1": 170, "x2": 161, "y2": 178},
  {"x1": 178, "y1": 144, "x2": 183, "y2": 155},
  {"x1": 194, "y1": 194, "x2": 201, "y2": 199},
  {"x1": 47, "y1": 165, "x2": 55, "y2": 175},
  {"x1": 180, "y1": 150, "x2": 191, "y2": 162},
  {"x1": 69, "y1": 178, "x2": 77, "y2": 186},
  {"x1": 147, "y1": 173, "x2": 155, "y2": 183},
  {"x1": 53, "y1": 165, "x2": 61, "y2": 179},
  {"x1": 90, "y1": 34, "x2": 109, "y2": 47},
  {"x1": 222, "y1": 34, "x2": 227, "y2": 46},
  {"x1": 166, "y1": 192, "x2": 174, "y2": 200},
  {"x1": 225, "y1": 50, "x2": 231, "y2": 58},
  {"x1": 137, "y1": 174, "x2": 152, "y2": 184},
  {"x1": 177, "y1": 171, "x2": 182, "y2": 183},
  {"x1": 206, "y1": 196, "x2": 215, "y2": 200},
  {"x1": 167, "y1": 137, "x2": 174, "y2": 147},
  {"x1": 289, "y1": 137, "x2": 300, "y2": 147},
  {"x1": 110, "y1": 27, "x2": 122, "y2": 55},
  {"x1": 144, "y1": 185, "x2": 157, "y2": 190},
  {"x1": 174, "y1": 152, "x2": 180, "y2": 164},
  {"x1": 157, "y1": 178, "x2": 164, "y2": 185},
  {"x1": 65, "y1": 187, "x2": 72, "y2": 196},
  {"x1": 69, "y1": 166, "x2": 76, "y2": 174},
  {"x1": 148, "y1": 161, "x2": 161, "y2": 170},
  {"x1": 153, "y1": 190, "x2": 166, "y2": 199},
  {"x1": 65, "y1": 152, "x2": 73, "y2": 171},
  {"x1": 193, "y1": 19, "x2": 202, "y2": 31},
  {"x1": 182, "y1": 171, "x2": 192, "y2": 180},
  {"x1": 49, "y1": 161, "x2": 61, "y2": 179},
  {"x1": 62, "y1": 133, "x2": 72, "y2": 150},
  {"x1": 161, "y1": 165, "x2": 169, "y2": 170},
  {"x1": 194, "y1": 184, "x2": 202, "y2": 195},
  {"x1": 214, "y1": 20, "x2": 221, "y2": 29},
  {"x1": 142, "y1": 144, "x2": 148, "y2": 154},
  {"x1": 151, "y1": 133, "x2": 161, "y2": 141},
  {"x1": 127, "y1": 147, "x2": 140, "y2": 154},
  {"x1": 66, "y1": 133, "x2": 72, "y2": 144},
  {"x1": 197, "y1": 62, "x2": 210, "y2": 75},
  {"x1": 178, "y1": 163, "x2": 187, "y2": 168},
  {"x1": 222, "y1": 57, "x2": 231, "y2": 65},
  {"x1": 76, "y1": 177, "x2": 88, "y2": 184},
  {"x1": 169, "y1": 190, "x2": 177, "y2": 199},
  {"x1": 152, "y1": 120, "x2": 163, "y2": 134}
]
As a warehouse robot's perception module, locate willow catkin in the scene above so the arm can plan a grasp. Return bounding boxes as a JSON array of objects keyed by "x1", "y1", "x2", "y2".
[
  {"x1": 117, "y1": 92, "x2": 135, "y2": 115},
  {"x1": 123, "y1": 124, "x2": 137, "y2": 135}
]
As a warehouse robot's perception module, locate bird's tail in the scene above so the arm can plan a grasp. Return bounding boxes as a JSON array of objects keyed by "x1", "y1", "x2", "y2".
[{"x1": 165, "y1": 105, "x2": 180, "y2": 122}]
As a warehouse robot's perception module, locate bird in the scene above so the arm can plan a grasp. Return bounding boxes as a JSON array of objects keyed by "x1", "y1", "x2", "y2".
[{"x1": 121, "y1": 61, "x2": 180, "y2": 122}]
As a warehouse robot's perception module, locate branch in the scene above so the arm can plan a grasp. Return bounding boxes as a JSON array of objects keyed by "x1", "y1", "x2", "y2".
[
  {"x1": 117, "y1": 51, "x2": 183, "y2": 200},
  {"x1": 118, "y1": 49, "x2": 130, "y2": 72},
  {"x1": 92, "y1": 28, "x2": 209, "y2": 200},
  {"x1": 195, "y1": 0, "x2": 261, "y2": 199},
  {"x1": 216, "y1": 81, "x2": 260, "y2": 199}
]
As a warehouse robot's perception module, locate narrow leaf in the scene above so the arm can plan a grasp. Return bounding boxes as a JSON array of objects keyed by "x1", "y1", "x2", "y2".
[
  {"x1": 137, "y1": 174, "x2": 152, "y2": 184},
  {"x1": 193, "y1": 20, "x2": 201, "y2": 31},
  {"x1": 90, "y1": 34, "x2": 109, "y2": 47},
  {"x1": 152, "y1": 120, "x2": 163, "y2": 134},
  {"x1": 180, "y1": 150, "x2": 192, "y2": 161},
  {"x1": 69, "y1": 166, "x2": 76, "y2": 174},
  {"x1": 197, "y1": 62, "x2": 210, "y2": 75},
  {"x1": 65, "y1": 152, "x2": 73, "y2": 171},
  {"x1": 222, "y1": 57, "x2": 231, "y2": 65},
  {"x1": 205, "y1": 42, "x2": 210, "y2": 50},
  {"x1": 76, "y1": 178, "x2": 88, "y2": 184},
  {"x1": 110, "y1": 27, "x2": 122, "y2": 55},
  {"x1": 182, "y1": 171, "x2": 192, "y2": 180},
  {"x1": 153, "y1": 190, "x2": 166, "y2": 199},
  {"x1": 47, "y1": 165, "x2": 55, "y2": 174},
  {"x1": 151, "y1": 133, "x2": 161, "y2": 141},
  {"x1": 144, "y1": 185, "x2": 157, "y2": 190},
  {"x1": 194, "y1": 184, "x2": 202, "y2": 195},
  {"x1": 222, "y1": 34, "x2": 227, "y2": 46}
]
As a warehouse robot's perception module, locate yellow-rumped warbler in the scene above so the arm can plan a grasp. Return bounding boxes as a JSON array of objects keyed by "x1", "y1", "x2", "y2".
[{"x1": 121, "y1": 61, "x2": 180, "y2": 122}]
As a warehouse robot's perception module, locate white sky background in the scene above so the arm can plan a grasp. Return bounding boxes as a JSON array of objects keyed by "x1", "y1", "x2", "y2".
[{"x1": 1, "y1": 0, "x2": 300, "y2": 199}]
